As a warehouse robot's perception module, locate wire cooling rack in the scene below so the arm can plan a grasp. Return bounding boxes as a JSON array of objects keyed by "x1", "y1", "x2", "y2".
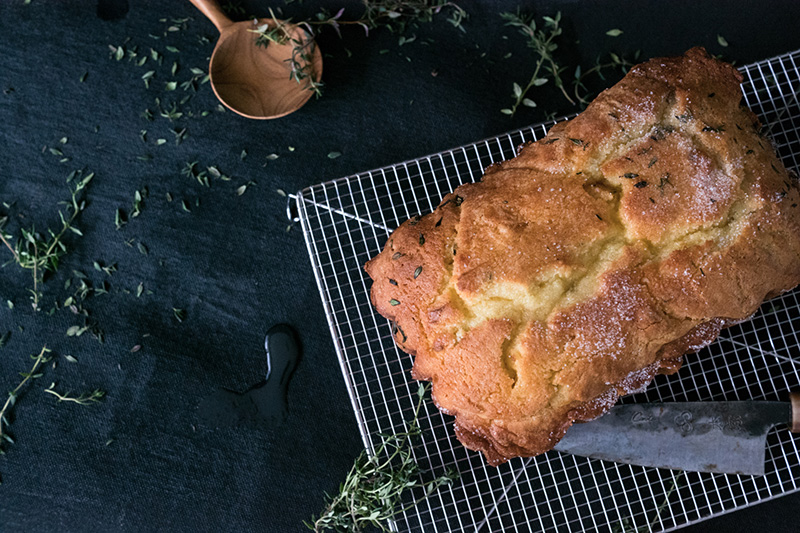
[{"x1": 296, "y1": 48, "x2": 800, "y2": 532}]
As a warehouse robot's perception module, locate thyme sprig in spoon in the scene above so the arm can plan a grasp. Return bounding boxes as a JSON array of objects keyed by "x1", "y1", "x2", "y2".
[{"x1": 500, "y1": 10, "x2": 572, "y2": 116}]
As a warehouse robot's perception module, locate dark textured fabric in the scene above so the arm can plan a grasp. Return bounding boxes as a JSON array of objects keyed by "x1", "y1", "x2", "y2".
[{"x1": 0, "y1": 1, "x2": 799, "y2": 531}]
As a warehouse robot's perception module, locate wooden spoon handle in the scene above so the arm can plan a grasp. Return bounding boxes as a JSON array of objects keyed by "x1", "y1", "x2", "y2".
[
  {"x1": 791, "y1": 392, "x2": 800, "y2": 433},
  {"x1": 189, "y1": 0, "x2": 233, "y2": 33}
]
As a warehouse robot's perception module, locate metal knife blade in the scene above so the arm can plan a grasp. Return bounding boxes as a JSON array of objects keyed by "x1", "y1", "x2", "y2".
[{"x1": 552, "y1": 399, "x2": 794, "y2": 475}]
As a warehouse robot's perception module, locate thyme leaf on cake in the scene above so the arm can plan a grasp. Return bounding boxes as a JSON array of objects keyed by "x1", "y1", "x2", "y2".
[
  {"x1": 0, "y1": 170, "x2": 93, "y2": 310},
  {"x1": 308, "y1": 384, "x2": 457, "y2": 532},
  {"x1": 253, "y1": 0, "x2": 468, "y2": 97}
]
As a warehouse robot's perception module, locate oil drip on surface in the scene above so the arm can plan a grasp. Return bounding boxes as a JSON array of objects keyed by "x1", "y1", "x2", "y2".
[{"x1": 198, "y1": 324, "x2": 301, "y2": 428}]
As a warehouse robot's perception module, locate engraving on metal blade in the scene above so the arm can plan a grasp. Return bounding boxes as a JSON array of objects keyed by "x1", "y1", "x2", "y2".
[{"x1": 553, "y1": 401, "x2": 791, "y2": 475}]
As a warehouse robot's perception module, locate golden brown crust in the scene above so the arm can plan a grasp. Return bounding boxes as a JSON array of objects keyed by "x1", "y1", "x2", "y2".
[{"x1": 364, "y1": 47, "x2": 800, "y2": 466}]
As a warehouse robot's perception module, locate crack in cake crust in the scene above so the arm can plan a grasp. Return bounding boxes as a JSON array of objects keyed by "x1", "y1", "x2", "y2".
[{"x1": 365, "y1": 48, "x2": 800, "y2": 465}]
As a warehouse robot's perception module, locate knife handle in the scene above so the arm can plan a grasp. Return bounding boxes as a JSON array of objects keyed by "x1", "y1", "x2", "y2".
[{"x1": 792, "y1": 393, "x2": 800, "y2": 433}]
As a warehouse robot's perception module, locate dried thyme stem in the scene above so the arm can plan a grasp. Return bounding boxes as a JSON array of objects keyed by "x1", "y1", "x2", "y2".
[
  {"x1": 44, "y1": 388, "x2": 105, "y2": 405},
  {"x1": 0, "y1": 233, "x2": 18, "y2": 262}
]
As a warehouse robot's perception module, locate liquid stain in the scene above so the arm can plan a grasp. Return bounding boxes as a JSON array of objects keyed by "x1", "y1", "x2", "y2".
[{"x1": 198, "y1": 324, "x2": 301, "y2": 428}]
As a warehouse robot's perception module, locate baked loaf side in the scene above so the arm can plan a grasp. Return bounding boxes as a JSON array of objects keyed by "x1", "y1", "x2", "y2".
[{"x1": 365, "y1": 47, "x2": 800, "y2": 466}]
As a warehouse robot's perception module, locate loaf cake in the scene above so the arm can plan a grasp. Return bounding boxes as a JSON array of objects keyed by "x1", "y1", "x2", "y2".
[{"x1": 365, "y1": 47, "x2": 800, "y2": 465}]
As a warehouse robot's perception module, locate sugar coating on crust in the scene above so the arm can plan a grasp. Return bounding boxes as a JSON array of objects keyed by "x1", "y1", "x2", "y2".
[{"x1": 364, "y1": 48, "x2": 800, "y2": 466}]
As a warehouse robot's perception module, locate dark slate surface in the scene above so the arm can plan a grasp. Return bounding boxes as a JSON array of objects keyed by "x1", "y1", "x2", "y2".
[{"x1": 0, "y1": 0, "x2": 798, "y2": 531}]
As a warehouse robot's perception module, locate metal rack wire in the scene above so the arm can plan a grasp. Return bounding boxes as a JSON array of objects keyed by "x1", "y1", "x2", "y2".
[{"x1": 297, "y1": 48, "x2": 800, "y2": 532}]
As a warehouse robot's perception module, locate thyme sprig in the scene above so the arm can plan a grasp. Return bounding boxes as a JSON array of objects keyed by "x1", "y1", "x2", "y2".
[
  {"x1": 500, "y1": 11, "x2": 572, "y2": 116},
  {"x1": 0, "y1": 171, "x2": 93, "y2": 310},
  {"x1": 0, "y1": 347, "x2": 52, "y2": 455},
  {"x1": 44, "y1": 385, "x2": 105, "y2": 406},
  {"x1": 501, "y1": 11, "x2": 637, "y2": 116},
  {"x1": 254, "y1": 10, "x2": 325, "y2": 96},
  {"x1": 308, "y1": 384, "x2": 457, "y2": 532},
  {"x1": 571, "y1": 51, "x2": 636, "y2": 107},
  {"x1": 253, "y1": 0, "x2": 468, "y2": 97},
  {"x1": 310, "y1": 0, "x2": 467, "y2": 35}
]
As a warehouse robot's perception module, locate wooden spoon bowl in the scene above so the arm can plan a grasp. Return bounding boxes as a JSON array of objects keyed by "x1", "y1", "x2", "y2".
[{"x1": 191, "y1": 0, "x2": 323, "y2": 120}]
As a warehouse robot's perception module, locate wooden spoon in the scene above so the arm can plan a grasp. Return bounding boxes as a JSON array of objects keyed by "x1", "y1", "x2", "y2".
[{"x1": 189, "y1": 0, "x2": 323, "y2": 119}]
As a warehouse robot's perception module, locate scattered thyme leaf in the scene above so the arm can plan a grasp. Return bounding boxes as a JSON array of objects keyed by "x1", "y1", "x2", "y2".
[
  {"x1": 142, "y1": 70, "x2": 155, "y2": 88},
  {"x1": 115, "y1": 208, "x2": 127, "y2": 230},
  {"x1": 172, "y1": 308, "x2": 186, "y2": 323},
  {"x1": 717, "y1": 34, "x2": 729, "y2": 47},
  {"x1": 327, "y1": 151, "x2": 342, "y2": 159},
  {"x1": 131, "y1": 188, "x2": 146, "y2": 218},
  {"x1": 66, "y1": 325, "x2": 86, "y2": 337},
  {"x1": 606, "y1": 28, "x2": 623, "y2": 37}
]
